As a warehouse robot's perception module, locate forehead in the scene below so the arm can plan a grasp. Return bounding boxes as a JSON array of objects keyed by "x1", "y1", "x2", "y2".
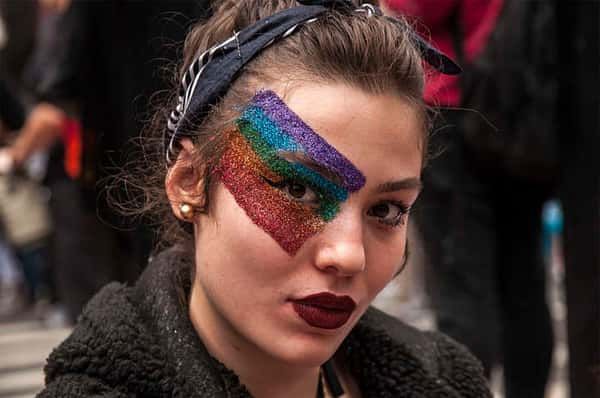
[{"x1": 272, "y1": 83, "x2": 423, "y2": 183}]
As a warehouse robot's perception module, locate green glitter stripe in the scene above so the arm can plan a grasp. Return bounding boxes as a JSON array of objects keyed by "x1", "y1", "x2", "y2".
[
  {"x1": 238, "y1": 116, "x2": 348, "y2": 202},
  {"x1": 240, "y1": 106, "x2": 301, "y2": 152},
  {"x1": 238, "y1": 121, "x2": 348, "y2": 202},
  {"x1": 238, "y1": 121, "x2": 343, "y2": 221}
]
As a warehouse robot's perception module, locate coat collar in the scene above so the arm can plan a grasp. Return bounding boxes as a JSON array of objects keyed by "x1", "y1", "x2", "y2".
[
  {"x1": 132, "y1": 247, "x2": 486, "y2": 397},
  {"x1": 45, "y1": 246, "x2": 489, "y2": 397}
]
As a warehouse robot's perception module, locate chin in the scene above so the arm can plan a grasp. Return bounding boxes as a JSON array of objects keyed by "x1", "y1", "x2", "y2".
[
  {"x1": 266, "y1": 308, "x2": 368, "y2": 366},
  {"x1": 267, "y1": 330, "x2": 348, "y2": 367}
]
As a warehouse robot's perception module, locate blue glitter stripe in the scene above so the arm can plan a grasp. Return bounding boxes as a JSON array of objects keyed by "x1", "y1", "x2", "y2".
[
  {"x1": 289, "y1": 162, "x2": 348, "y2": 203},
  {"x1": 252, "y1": 90, "x2": 366, "y2": 192},
  {"x1": 239, "y1": 107, "x2": 348, "y2": 203},
  {"x1": 237, "y1": 121, "x2": 348, "y2": 204},
  {"x1": 241, "y1": 105, "x2": 301, "y2": 152}
]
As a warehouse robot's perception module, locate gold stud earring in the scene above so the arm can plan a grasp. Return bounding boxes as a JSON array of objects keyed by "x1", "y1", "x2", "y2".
[{"x1": 179, "y1": 203, "x2": 194, "y2": 220}]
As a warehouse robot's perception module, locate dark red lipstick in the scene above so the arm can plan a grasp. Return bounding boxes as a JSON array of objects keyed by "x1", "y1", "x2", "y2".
[{"x1": 291, "y1": 293, "x2": 357, "y2": 329}]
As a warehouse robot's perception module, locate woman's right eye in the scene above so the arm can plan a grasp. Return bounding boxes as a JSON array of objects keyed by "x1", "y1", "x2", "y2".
[{"x1": 264, "y1": 178, "x2": 320, "y2": 208}]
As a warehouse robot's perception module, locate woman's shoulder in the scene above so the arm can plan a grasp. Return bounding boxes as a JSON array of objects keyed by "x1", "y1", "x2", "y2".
[
  {"x1": 39, "y1": 249, "x2": 237, "y2": 397},
  {"x1": 361, "y1": 306, "x2": 480, "y2": 361},
  {"x1": 39, "y1": 282, "x2": 178, "y2": 397},
  {"x1": 346, "y1": 307, "x2": 492, "y2": 397}
]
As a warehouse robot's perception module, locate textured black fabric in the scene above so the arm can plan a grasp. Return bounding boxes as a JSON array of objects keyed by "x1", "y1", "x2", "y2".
[{"x1": 39, "y1": 247, "x2": 491, "y2": 397}]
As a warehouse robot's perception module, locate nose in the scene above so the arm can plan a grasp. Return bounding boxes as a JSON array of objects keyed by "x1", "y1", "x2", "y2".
[{"x1": 313, "y1": 211, "x2": 366, "y2": 277}]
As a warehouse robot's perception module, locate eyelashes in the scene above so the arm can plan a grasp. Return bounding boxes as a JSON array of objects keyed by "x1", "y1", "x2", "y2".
[
  {"x1": 262, "y1": 174, "x2": 339, "y2": 221},
  {"x1": 367, "y1": 201, "x2": 411, "y2": 227},
  {"x1": 264, "y1": 176, "x2": 410, "y2": 228},
  {"x1": 264, "y1": 177, "x2": 321, "y2": 209}
]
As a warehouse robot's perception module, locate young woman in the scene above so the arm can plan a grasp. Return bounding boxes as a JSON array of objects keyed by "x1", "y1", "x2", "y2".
[{"x1": 39, "y1": 1, "x2": 491, "y2": 397}]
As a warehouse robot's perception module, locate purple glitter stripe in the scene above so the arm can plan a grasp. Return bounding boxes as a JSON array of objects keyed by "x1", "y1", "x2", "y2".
[{"x1": 252, "y1": 90, "x2": 366, "y2": 192}]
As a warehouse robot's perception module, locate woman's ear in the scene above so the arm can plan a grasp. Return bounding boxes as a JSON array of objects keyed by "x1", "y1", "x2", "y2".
[{"x1": 165, "y1": 138, "x2": 206, "y2": 221}]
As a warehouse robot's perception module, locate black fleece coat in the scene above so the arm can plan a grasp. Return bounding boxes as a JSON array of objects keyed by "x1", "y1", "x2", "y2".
[{"x1": 38, "y1": 247, "x2": 492, "y2": 397}]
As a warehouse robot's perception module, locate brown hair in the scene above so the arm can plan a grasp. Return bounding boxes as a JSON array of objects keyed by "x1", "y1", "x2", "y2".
[{"x1": 112, "y1": 0, "x2": 427, "y2": 251}]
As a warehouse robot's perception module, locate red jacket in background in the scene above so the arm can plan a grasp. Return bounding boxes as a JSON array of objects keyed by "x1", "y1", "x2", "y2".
[{"x1": 385, "y1": 0, "x2": 503, "y2": 106}]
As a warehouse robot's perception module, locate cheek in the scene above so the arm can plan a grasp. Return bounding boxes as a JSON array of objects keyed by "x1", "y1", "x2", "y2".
[
  {"x1": 194, "y1": 193, "x2": 291, "y2": 314},
  {"x1": 200, "y1": 184, "x2": 301, "y2": 286},
  {"x1": 364, "y1": 230, "x2": 408, "y2": 298}
]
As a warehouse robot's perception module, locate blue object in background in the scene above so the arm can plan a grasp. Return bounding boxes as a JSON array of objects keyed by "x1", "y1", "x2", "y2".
[{"x1": 542, "y1": 200, "x2": 563, "y2": 258}]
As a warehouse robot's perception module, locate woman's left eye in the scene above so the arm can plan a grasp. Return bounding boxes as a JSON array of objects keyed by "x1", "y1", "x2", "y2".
[{"x1": 367, "y1": 201, "x2": 410, "y2": 227}]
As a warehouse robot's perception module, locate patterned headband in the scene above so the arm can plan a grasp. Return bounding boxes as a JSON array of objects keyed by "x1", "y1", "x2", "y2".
[{"x1": 165, "y1": 0, "x2": 461, "y2": 164}]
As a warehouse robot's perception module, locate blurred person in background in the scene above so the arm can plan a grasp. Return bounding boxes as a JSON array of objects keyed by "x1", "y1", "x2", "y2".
[
  {"x1": 383, "y1": 1, "x2": 556, "y2": 397},
  {"x1": 4, "y1": 0, "x2": 211, "y2": 323},
  {"x1": 0, "y1": 80, "x2": 53, "y2": 309},
  {"x1": 0, "y1": 1, "x2": 55, "y2": 317},
  {"x1": 556, "y1": 2, "x2": 600, "y2": 397},
  {"x1": 0, "y1": 153, "x2": 53, "y2": 311}
]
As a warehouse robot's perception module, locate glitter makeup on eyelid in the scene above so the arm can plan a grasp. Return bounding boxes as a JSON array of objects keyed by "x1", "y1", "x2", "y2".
[
  {"x1": 216, "y1": 90, "x2": 366, "y2": 255},
  {"x1": 239, "y1": 101, "x2": 350, "y2": 204},
  {"x1": 237, "y1": 122, "x2": 340, "y2": 222},
  {"x1": 237, "y1": 121, "x2": 348, "y2": 202},
  {"x1": 239, "y1": 105, "x2": 350, "y2": 198},
  {"x1": 236, "y1": 120, "x2": 344, "y2": 221},
  {"x1": 251, "y1": 89, "x2": 366, "y2": 192},
  {"x1": 217, "y1": 130, "x2": 324, "y2": 255}
]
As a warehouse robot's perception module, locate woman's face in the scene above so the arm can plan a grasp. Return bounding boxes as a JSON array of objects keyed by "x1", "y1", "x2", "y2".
[{"x1": 191, "y1": 83, "x2": 423, "y2": 366}]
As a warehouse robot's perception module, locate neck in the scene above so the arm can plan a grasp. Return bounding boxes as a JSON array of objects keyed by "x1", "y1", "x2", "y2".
[{"x1": 189, "y1": 284, "x2": 321, "y2": 398}]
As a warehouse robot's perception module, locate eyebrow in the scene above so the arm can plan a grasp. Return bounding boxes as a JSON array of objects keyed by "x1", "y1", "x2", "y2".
[
  {"x1": 251, "y1": 90, "x2": 365, "y2": 192},
  {"x1": 374, "y1": 178, "x2": 422, "y2": 193},
  {"x1": 277, "y1": 150, "x2": 344, "y2": 187}
]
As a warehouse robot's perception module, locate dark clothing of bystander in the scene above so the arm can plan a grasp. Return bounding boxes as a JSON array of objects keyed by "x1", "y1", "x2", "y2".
[
  {"x1": 0, "y1": 78, "x2": 25, "y2": 131},
  {"x1": 556, "y1": 2, "x2": 600, "y2": 397},
  {"x1": 415, "y1": 111, "x2": 554, "y2": 398},
  {"x1": 389, "y1": 1, "x2": 556, "y2": 396},
  {"x1": 34, "y1": 1, "x2": 210, "y2": 321}
]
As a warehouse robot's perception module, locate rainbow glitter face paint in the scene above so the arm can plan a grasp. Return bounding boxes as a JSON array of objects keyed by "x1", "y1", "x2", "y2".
[{"x1": 217, "y1": 90, "x2": 366, "y2": 255}]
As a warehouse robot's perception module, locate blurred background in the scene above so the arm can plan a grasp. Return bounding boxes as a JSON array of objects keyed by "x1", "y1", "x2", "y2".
[{"x1": 0, "y1": 1, "x2": 597, "y2": 397}]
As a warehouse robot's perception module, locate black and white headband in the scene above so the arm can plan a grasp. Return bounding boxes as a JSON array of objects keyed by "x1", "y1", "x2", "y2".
[{"x1": 165, "y1": 0, "x2": 460, "y2": 164}]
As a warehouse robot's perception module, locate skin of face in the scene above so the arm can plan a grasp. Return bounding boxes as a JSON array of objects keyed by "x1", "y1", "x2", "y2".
[
  {"x1": 217, "y1": 89, "x2": 365, "y2": 255},
  {"x1": 184, "y1": 82, "x2": 423, "y2": 378}
]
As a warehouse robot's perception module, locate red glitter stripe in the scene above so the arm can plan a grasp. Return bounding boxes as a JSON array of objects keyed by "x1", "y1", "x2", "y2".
[{"x1": 218, "y1": 130, "x2": 324, "y2": 255}]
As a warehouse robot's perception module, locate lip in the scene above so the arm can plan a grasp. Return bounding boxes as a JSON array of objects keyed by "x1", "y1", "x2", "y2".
[{"x1": 291, "y1": 292, "x2": 357, "y2": 330}]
